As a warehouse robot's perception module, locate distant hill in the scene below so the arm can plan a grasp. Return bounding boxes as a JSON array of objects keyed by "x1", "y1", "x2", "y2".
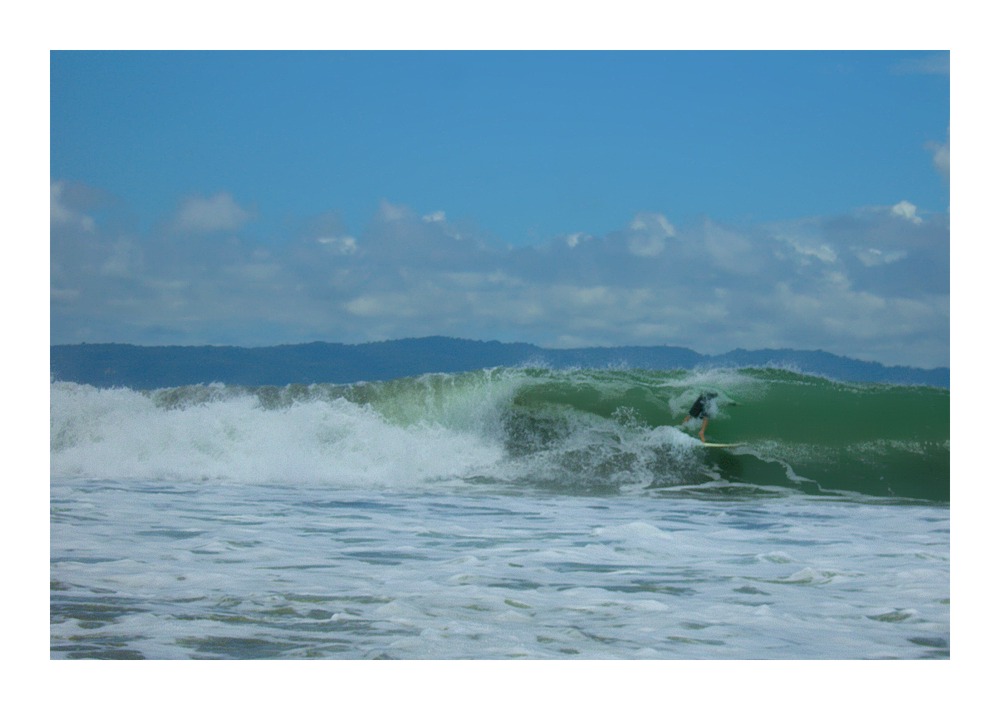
[{"x1": 50, "y1": 337, "x2": 949, "y2": 389}]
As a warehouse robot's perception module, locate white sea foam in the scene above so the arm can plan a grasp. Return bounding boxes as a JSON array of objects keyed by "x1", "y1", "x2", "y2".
[
  {"x1": 50, "y1": 481, "x2": 951, "y2": 659},
  {"x1": 50, "y1": 382, "x2": 505, "y2": 487}
]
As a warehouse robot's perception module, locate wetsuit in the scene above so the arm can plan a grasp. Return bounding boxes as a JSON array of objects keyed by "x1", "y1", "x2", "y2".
[{"x1": 688, "y1": 394, "x2": 715, "y2": 419}]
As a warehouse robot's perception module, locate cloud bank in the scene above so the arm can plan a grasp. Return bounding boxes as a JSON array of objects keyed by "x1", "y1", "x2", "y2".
[{"x1": 51, "y1": 184, "x2": 949, "y2": 368}]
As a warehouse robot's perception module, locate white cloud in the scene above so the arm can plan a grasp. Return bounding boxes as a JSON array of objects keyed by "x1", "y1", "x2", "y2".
[
  {"x1": 100, "y1": 238, "x2": 143, "y2": 277},
  {"x1": 855, "y1": 247, "x2": 907, "y2": 267},
  {"x1": 626, "y1": 212, "x2": 675, "y2": 257},
  {"x1": 891, "y1": 200, "x2": 923, "y2": 225},
  {"x1": 344, "y1": 293, "x2": 424, "y2": 318},
  {"x1": 317, "y1": 235, "x2": 359, "y2": 255},
  {"x1": 777, "y1": 234, "x2": 838, "y2": 264},
  {"x1": 51, "y1": 182, "x2": 95, "y2": 233},
  {"x1": 444, "y1": 270, "x2": 524, "y2": 289},
  {"x1": 343, "y1": 296, "x2": 382, "y2": 317},
  {"x1": 628, "y1": 233, "x2": 666, "y2": 258},
  {"x1": 629, "y1": 212, "x2": 675, "y2": 236},
  {"x1": 378, "y1": 199, "x2": 410, "y2": 222},
  {"x1": 701, "y1": 220, "x2": 760, "y2": 273},
  {"x1": 172, "y1": 193, "x2": 252, "y2": 234},
  {"x1": 929, "y1": 140, "x2": 949, "y2": 183},
  {"x1": 556, "y1": 285, "x2": 615, "y2": 307},
  {"x1": 50, "y1": 195, "x2": 951, "y2": 368}
]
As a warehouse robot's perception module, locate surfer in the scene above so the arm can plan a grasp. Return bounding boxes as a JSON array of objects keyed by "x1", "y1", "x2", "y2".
[{"x1": 682, "y1": 392, "x2": 717, "y2": 442}]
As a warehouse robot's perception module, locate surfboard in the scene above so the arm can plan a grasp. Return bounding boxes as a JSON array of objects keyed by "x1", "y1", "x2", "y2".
[{"x1": 670, "y1": 426, "x2": 742, "y2": 448}]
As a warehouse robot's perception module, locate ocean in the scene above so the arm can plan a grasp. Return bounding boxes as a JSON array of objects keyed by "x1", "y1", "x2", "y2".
[{"x1": 50, "y1": 366, "x2": 949, "y2": 660}]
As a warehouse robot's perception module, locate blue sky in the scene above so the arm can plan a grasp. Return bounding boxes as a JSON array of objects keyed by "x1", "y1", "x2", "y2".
[{"x1": 50, "y1": 50, "x2": 950, "y2": 367}]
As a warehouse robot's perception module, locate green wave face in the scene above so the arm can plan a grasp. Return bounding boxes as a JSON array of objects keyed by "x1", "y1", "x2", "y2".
[
  {"x1": 507, "y1": 368, "x2": 948, "y2": 501},
  {"x1": 326, "y1": 367, "x2": 948, "y2": 502}
]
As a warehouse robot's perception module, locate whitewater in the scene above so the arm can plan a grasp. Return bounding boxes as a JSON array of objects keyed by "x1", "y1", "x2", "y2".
[{"x1": 50, "y1": 367, "x2": 949, "y2": 659}]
